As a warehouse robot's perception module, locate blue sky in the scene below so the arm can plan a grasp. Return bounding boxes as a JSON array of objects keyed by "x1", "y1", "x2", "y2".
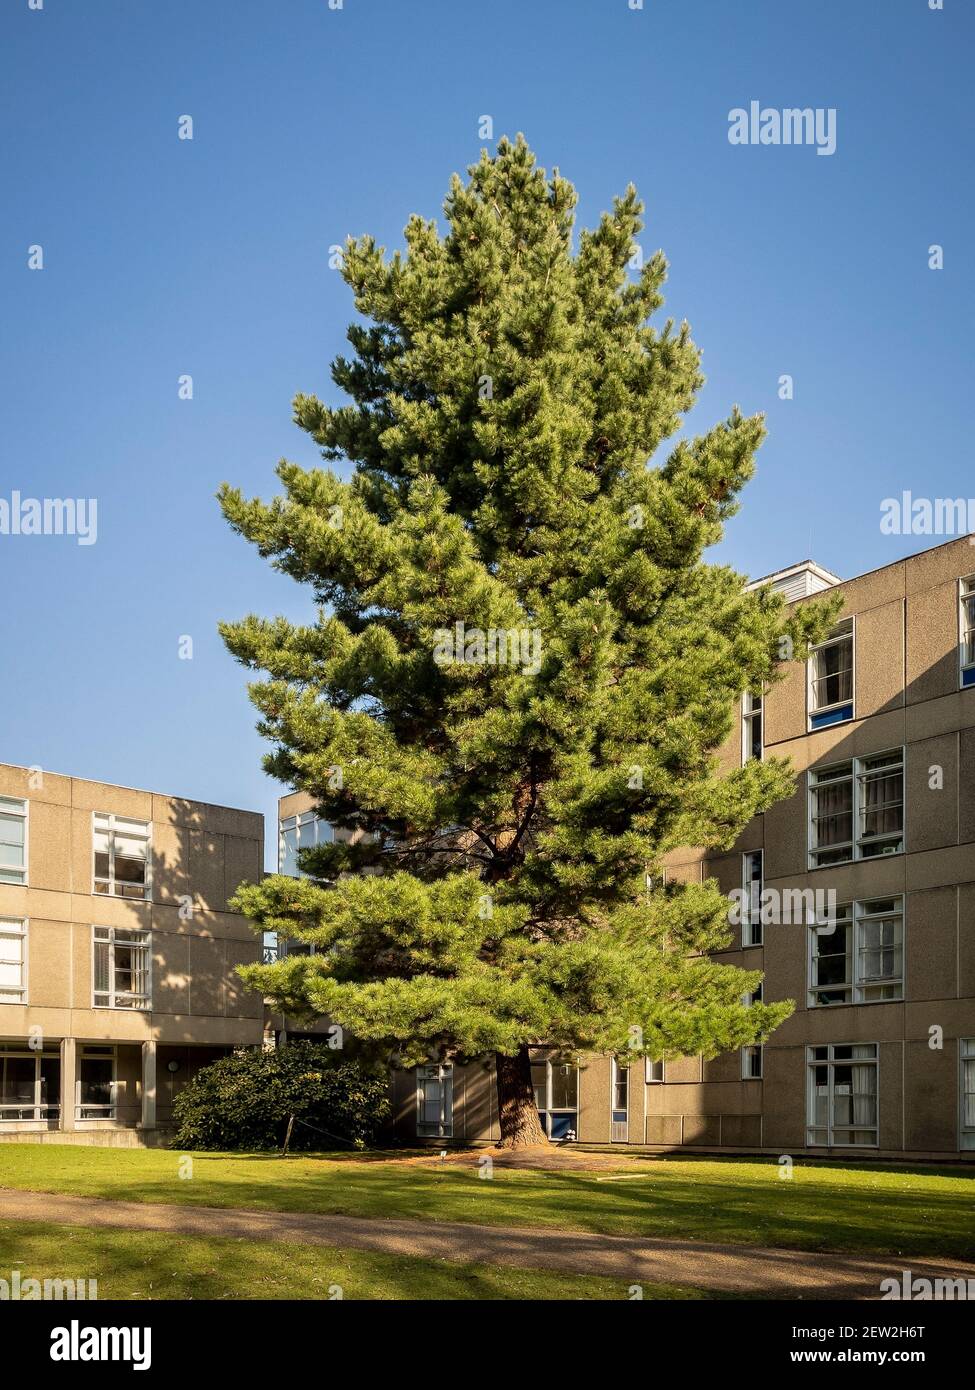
[{"x1": 1, "y1": 0, "x2": 970, "y2": 861}]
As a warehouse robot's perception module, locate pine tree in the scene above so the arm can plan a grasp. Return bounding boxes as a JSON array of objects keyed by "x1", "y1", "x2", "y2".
[{"x1": 219, "y1": 136, "x2": 836, "y2": 1147}]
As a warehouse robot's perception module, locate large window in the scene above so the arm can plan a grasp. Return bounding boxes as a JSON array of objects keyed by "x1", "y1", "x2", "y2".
[
  {"x1": 279, "y1": 810, "x2": 333, "y2": 877},
  {"x1": 808, "y1": 618, "x2": 854, "y2": 729},
  {"x1": 961, "y1": 1040, "x2": 975, "y2": 1151},
  {"x1": 742, "y1": 691, "x2": 763, "y2": 763},
  {"x1": 809, "y1": 898, "x2": 903, "y2": 1006},
  {"x1": 961, "y1": 578, "x2": 975, "y2": 688},
  {"x1": 0, "y1": 1045, "x2": 59, "y2": 1122},
  {"x1": 742, "y1": 850, "x2": 763, "y2": 946},
  {"x1": 741, "y1": 982, "x2": 763, "y2": 1078},
  {"x1": 808, "y1": 750, "x2": 904, "y2": 868},
  {"x1": 416, "y1": 1062, "x2": 453, "y2": 1138},
  {"x1": 79, "y1": 1047, "x2": 116, "y2": 1120},
  {"x1": 0, "y1": 797, "x2": 27, "y2": 885},
  {"x1": 93, "y1": 926, "x2": 151, "y2": 1009},
  {"x1": 93, "y1": 813, "x2": 151, "y2": 899},
  {"x1": 807, "y1": 1043, "x2": 878, "y2": 1147},
  {"x1": 0, "y1": 920, "x2": 27, "y2": 1004},
  {"x1": 611, "y1": 1058, "x2": 629, "y2": 1142},
  {"x1": 531, "y1": 1057, "x2": 578, "y2": 1139}
]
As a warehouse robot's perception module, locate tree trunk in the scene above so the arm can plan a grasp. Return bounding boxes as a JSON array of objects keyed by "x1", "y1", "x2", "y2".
[{"x1": 495, "y1": 1045, "x2": 548, "y2": 1147}]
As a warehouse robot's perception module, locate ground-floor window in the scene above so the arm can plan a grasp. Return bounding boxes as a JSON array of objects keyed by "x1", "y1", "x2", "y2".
[
  {"x1": 416, "y1": 1062, "x2": 453, "y2": 1138},
  {"x1": 611, "y1": 1058, "x2": 629, "y2": 1142},
  {"x1": 807, "y1": 1042, "x2": 878, "y2": 1147},
  {"x1": 0, "y1": 1044, "x2": 59, "y2": 1121},
  {"x1": 961, "y1": 1039, "x2": 975, "y2": 1151},
  {"x1": 531, "y1": 1057, "x2": 578, "y2": 1139},
  {"x1": 79, "y1": 1046, "x2": 117, "y2": 1120}
]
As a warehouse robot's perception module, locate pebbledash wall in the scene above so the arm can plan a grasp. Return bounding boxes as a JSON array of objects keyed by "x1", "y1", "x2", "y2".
[{"x1": 353, "y1": 533, "x2": 975, "y2": 1160}]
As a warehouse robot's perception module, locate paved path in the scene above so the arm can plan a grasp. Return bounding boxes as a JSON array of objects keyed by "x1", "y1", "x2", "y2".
[{"x1": 1, "y1": 1187, "x2": 972, "y2": 1298}]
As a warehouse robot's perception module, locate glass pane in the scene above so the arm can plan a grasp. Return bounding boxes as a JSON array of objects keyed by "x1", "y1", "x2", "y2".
[
  {"x1": 550, "y1": 1064, "x2": 577, "y2": 1110},
  {"x1": 2, "y1": 1058, "x2": 35, "y2": 1103}
]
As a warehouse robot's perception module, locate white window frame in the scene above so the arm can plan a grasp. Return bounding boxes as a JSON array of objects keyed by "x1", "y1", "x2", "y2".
[
  {"x1": 611, "y1": 1057, "x2": 629, "y2": 1142},
  {"x1": 808, "y1": 898, "x2": 904, "y2": 1007},
  {"x1": 960, "y1": 577, "x2": 975, "y2": 689},
  {"x1": 742, "y1": 850, "x2": 763, "y2": 946},
  {"x1": 92, "y1": 925, "x2": 152, "y2": 1010},
  {"x1": 741, "y1": 690, "x2": 764, "y2": 764},
  {"x1": 807, "y1": 617, "x2": 855, "y2": 729},
  {"x1": 0, "y1": 1044, "x2": 60, "y2": 1122},
  {"x1": 0, "y1": 919, "x2": 27, "y2": 1004},
  {"x1": 416, "y1": 1062, "x2": 453, "y2": 1138},
  {"x1": 92, "y1": 812, "x2": 152, "y2": 901},
  {"x1": 808, "y1": 749, "x2": 904, "y2": 869},
  {"x1": 741, "y1": 1045, "x2": 763, "y2": 1080},
  {"x1": 646, "y1": 1058, "x2": 665, "y2": 1083},
  {"x1": 961, "y1": 1039, "x2": 975, "y2": 1151},
  {"x1": 0, "y1": 797, "x2": 28, "y2": 886},
  {"x1": 77, "y1": 1045, "x2": 118, "y2": 1120},
  {"x1": 531, "y1": 1057, "x2": 579, "y2": 1139},
  {"x1": 806, "y1": 1042, "x2": 879, "y2": 1148},
  {"x1": 279, "y1": 810, "x2": 334, "y2": 878}
]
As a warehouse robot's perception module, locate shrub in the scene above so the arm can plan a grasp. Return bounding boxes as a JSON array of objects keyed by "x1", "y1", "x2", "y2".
[{"x1": 170, "y1": 1042, "x2": 390, "y2": 1151}]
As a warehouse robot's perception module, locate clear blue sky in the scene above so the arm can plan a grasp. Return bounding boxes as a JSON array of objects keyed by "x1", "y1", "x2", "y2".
[{"x1": 1, "y1": 0, "x2": 970, "y2": 862}]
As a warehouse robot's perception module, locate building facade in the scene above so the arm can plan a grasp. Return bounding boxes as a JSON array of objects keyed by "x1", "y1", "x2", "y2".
[
  {"x1": 0, "y1": 766, "x2": 264, "y2": 1143},
  {"x1": 375, "y1": 536, "x2": 975, "y2": 1159}
]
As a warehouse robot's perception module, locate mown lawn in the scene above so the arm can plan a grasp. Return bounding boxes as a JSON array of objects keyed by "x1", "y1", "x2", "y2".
[
  {"x1": 1, "y1": 1147, "x2": 973, "y2": 1260},
  {"x1": 0, "y1": 1218, "x2": 701, "y2": 1300}
]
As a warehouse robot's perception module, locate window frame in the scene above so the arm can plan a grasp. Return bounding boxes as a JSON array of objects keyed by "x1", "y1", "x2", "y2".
[
  {"x1": 531, "y1": 1056, "x2": 579, "y2": 1139},
  {"x1": 741, "y1": 689, "x2": 764, "y2": 765},
  {"x1": 278, "y1": 810, "x2": 334, "y2": 878},
  {"x1": 806, "y1": 1042, "x2": 879, "y2": 1148},
  {"x1": 415, "y1": 1061, "x2": 453, "y2": 1139},
  {"x1": 807, "y1": 749, "x2": 905, "y2": 869},
  {"x1": 77, "y1": 1045, "x2": 118, "y2": 1121},
  {"x1": 0, "y1": 919, "x2": 27, "y2": 1004},
  {"x1": 92, "y1": 812, "x2": 152, "y2": 901},
  {"x1": 0, "y1": 796, "x2": 28, "y2": 886},
  {"x1": 807, "y1": 897, "x2": 904, "y2": 1007},
  {"x1": 91, "y1": 925, "x2": 152, "y2": 1010},
  {"x1": 0, "y1": 1044, "x2": 60, "y2": 1122},
  {"x1": 610, "y1": 1057, "x2": 629, "y2": 1141},
  {"x1": 960, "y1": 577, "x2": 975, "y2": 689},
  {"x1": 961, "y1": 1039, "x2": 975, "y2": 1152},
  {"x1": 807, "y1": 617, "x2": 855, "y2": 729},
  {"x1": 646, "y1": 1058, "x2": 665, "y2": 1083},
  {"x1": 741, "y1": 1045, "x2": 763, "y2": 1080},
  {"x1": 742, "y1": 849, "x2": 764, "y2": 946}
]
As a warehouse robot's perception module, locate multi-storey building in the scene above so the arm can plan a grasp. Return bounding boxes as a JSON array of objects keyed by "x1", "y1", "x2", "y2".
[
  {"x1": 0, "y1": 766, "x2": 264, "y2": 1143},
  {"x1": 376, "y1": 535, "x2": 975, "y2": 1160}
]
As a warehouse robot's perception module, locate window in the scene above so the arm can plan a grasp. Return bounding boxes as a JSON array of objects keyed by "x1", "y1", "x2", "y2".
[
  {"x1": 531, "y1": 1057, "x2": 578, "y2": 1139},
  {"x1": 961, "y1": 1040, "x2": 975, "y2": 1151},
  {"x1": 808, "y1": 618, "x2": 854, "y2": 728},
  {"x1": 416, "y1": 1062, "x2": 453, "y2": 1138},
  {"x1": 808, "y1": 751, "x2": 903, "y2": 868},
  {"x1": 741, "y1": 1046, "x2": 763, "y2": 1079},
  {"x1": 279, "y1": 810, "x2": 333, "y2": 877},
  {"x1": 79, "y1": 1047, "x2": 116, "y2": 1120},
  {"x1": 646, "y1": 1058, "x2": 665, "y2": 1083},
  {"x1": 93, "y1": 813, "x2": 150, "y2": 899},
  {"x1": 93, "y1": 926, "x2": 151, "y2": 1009},
  {"x1": 961, "y1": 578, "x2": 975, "y2": 688},
  {"x1": 807, "y1": 1043, "x2": 878, "y2": 1147},
  {"x1": 611, "y1": 1058, "x2": 629, "y2": 1142},
  {"x1": 742, "y1": 850, "x2": 763, "y2": 946},
  {"x1": 0, "y1": 1045, "x2": 59, "y2": 1122},
  {"x1": 0, "y1": 797, "x2": 27, "y2": 885},
  {"x1": 742, "y1": 690, "x2": 763, "y2": 763},
  {"x1": 809, "y1": 898, "x2": 904, "y2": 1006},
  {"x1": 0, "y1": 920, "x2": 27, "y2": 1003}
]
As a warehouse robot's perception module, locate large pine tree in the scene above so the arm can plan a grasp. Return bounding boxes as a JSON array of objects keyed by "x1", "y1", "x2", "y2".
[{"x1": 219, "y1": 137, "x2": 834, "y2": 1146}]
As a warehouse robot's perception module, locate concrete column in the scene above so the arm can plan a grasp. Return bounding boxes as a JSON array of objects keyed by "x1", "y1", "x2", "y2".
[
  {"x1": 59, "y1": 1037, "x2": 76, "y2": 1132},
  {"x1": 140, "y1": 1040, "x2": 157, "y2": 1130}
]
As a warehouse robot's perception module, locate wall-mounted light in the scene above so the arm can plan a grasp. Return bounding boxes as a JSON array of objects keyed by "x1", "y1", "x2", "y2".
[{"x1": 166, "y1": 1060, "x2": 181, "y2": 1074}]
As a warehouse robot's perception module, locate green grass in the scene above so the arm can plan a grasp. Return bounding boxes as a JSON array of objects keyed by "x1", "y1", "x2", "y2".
[
  {"x1": 0, "y1": 1219, "x2": 704, "y2": 1301},
  {"x1": 1, "y1": 1147, "x2": 973, "y2": 1260}
]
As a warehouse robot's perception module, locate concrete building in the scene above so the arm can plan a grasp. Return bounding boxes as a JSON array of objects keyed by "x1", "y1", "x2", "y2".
[
  {"x1": 0, "y1": 767, "x2": 264, "y2": 1144},
  {"x1": 370, "y1": 535, "x2": 975, "y2": 1159}
]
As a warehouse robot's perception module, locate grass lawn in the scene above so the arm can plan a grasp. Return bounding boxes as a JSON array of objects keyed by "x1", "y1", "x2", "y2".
[
  {"x1": 1, "y1": 1146, "x2": 973, "y2": 1260},
  {"x1": 0, "y1": 1219, "x2": 707, "y2": 1301}
]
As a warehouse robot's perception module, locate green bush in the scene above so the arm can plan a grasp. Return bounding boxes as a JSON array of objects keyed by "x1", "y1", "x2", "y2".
[{"x1": 170, "y1": 1042, "x2": 390, "y2": 1151}]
